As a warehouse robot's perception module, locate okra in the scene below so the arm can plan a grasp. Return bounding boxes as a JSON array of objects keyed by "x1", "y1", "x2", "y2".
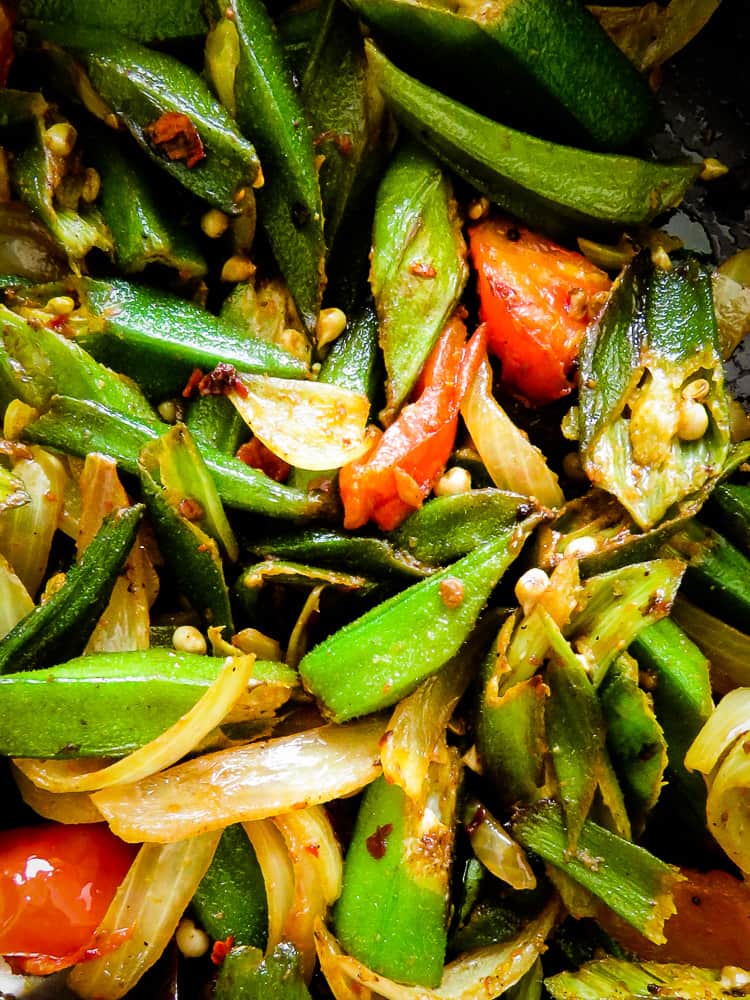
[
  {"x1": 366, "y1": 43, "x2": 700, "y2": 235},
  {"x1": 214, "y1": 943, "x2": 312, "y2": 1000},
  {"x1": 204, "y1": 0, "x2": 326, "y2": 332},
  {"x1": 598, "y1": 653, "x2": 667, "y2": 832},
  {"x1": 705, "y1": 480, "x2": 750, "y2": 556},
  {"x1": 186, "y1": 394, "x2": 248, "y2": 457},
  {"x1": 299, "y1": 515, "x2": 540, "y2": 722},
  {"x1": 672, "y1": 596, "x2": 750, "y2": 690},
  {"x1": 235, "y1": 560, "x2": 374, "y2": 616},
  {"x1": 192, "y1": 824, "x2": 268, "y2": 951},
  {"x1": 316, "y1": 298, "x2": 382, "y2": 404},
  {"x1": 23, "y1": 396, "x2": 334, "y2": 521},
  {"x1": 630, "y1": 618, "x2": 712, "y2": 835},
  {"x1": 0, "y1": 504, "x2": 144, "y2": 675},
  {"x1": 370, "y1": 138, "x2": 468, "y2": 420},
  {"x1": 345, "y1": 0, "x2": 654, "y2": 150},
  {"x1": 545, "y1": 959, "x2": 739, "y2": 1000},
  {"x1": 30, "y1": 22, "x2": 261, "y2": 214},
  {"x1": 74, "y1": 277, "x2": 308, "y2": 398},
  {"x1": 334, "y1": 758, "x2": 458, "y2": 986},
  {"x1": 18, "y1": 0, "x2": 206, "y2": 42},
  {"x1": 579, "y1": 253, "x2": 730, "y2": 529},
  {"x1": 85, "y1": 126, "x2": 206, "y2": 277},
  {"x1": 0, "y1": 649, "x2": 294, "y2": 757},
  {"x1": 511, "y1": 799, "x2": 680, "y2": 943}
]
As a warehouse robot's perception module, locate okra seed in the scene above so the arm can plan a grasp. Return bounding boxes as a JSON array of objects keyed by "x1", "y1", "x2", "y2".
[
  {"x1": 467, "y1": 197, "x2": 490, "y2": 221},
  {"x1": 201, "y1": 208, "x2": 230, "y2": 239},
  {"x1": 81, "y1": 167, "x2": 101, "y2": 203},
  {"x1": 434, "y1": 466, "x2": 472, "y2": 496},
  {"x1": 157, "y1": 400, "x2": 178, "y2": 424},
  {"x1": 564, "y1": 535, "x2": 598, "y2": 559},
  {"x1": 175, "y1": 918, "x2": 210, "y2": 959},
  {"x1": 172, "y1": 625, "x2": 207, "y2": 655},
  {"x1": 44, "y1": 295, "x2": 75, "y2": 316},
  {"x1": 677, "y1": 399, "x2": 709, "y2": 441},
  {"x1": 280, "y1": 327, "x2": 309, "y2": 359},
  {"x1": 221, "y1": 255, "x2": 256, "y2": 283},
  {"x1": 682, "y1": 378, "x2": 710, "y2": 402},
  {"x1": 514, "y1": 568, "x2": 550, "y2": 617},
  {"x1": 562, "y1": 451, "x2": 587, "y2": 482},
  {"x1": 44, "y1": 122, "x2": 77, "y2": 157},
  {"x1": 316, "y1": 307, "x2": 347, "y2": 348}
]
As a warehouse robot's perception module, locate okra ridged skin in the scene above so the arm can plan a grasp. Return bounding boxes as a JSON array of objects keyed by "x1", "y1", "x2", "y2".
[
  {"x1": 0, "y1": 504, "x2": 144, "y2": 676},
  {"x1": 18, "y1": 0, "x2": 207, "y2": 42},
  {"x1": 214, "y1": 942, "x2": 312, "y2": 1000}
]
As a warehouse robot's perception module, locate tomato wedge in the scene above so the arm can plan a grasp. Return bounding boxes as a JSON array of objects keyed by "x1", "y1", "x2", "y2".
[
  {"x1": 339, "y1": 313, "x2": 486, "y2": 531},
  {"x1": 0, "y1": 822, "x2": 136, "y2": 973},
  {"x1": 469, "y1": 215, "x2": 611, "y2": 406}
]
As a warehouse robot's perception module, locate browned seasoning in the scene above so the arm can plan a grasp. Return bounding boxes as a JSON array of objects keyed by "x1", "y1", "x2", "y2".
[
  {"x1": 145, "y1": 112, "x2": 206, "y2": 169},
  {"x1": 365, "y1": 823, "x2": 393, "y2": 860}
]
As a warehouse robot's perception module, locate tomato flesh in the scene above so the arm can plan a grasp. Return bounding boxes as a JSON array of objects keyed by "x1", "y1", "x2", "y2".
[
  {"x1": 0, "y1": 822, "x2": 136, "y2": 961},
  {"x1": 469, "y1": 216, "x2": 611, "y2": 406}
]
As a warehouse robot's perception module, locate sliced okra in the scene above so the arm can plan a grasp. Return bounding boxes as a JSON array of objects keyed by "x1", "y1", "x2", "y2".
[
  {"x1": 18, "y1": 0, "x2": 207, "y2": 43},
  {"x1": 213, "y1": 942, "x2": 312, "y2": 1000}
]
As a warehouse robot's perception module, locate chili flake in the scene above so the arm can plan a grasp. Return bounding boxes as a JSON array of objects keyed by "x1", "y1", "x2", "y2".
[{"x1": 145, "y1": 112, "x2": 206, "y2": 168}]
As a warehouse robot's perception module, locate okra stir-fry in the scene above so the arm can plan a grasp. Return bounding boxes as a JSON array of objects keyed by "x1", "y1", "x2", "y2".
[{"x1": 0, "y1": 1, "x2": 749, "y2": 998}]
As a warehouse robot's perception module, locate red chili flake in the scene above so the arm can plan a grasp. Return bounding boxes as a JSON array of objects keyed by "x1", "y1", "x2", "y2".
[
  {"x1": 304, "y1": 842, "x2": 320, "y2": 858},
  {"x1": 145, "y1": 112, "x2": 206, "y2": 168},
  {"x1": 313, "y1": 130, "x2": 354, "y2": 156},
  {"x1": 178, "y1": 497, "x2": 204, "y2": 521},
  {"x1": 197, "y1": 543, "x2": 211, "y2": 553},
  {"x1": 465, "y1": 804, "x2": 487, "y2": 836},
  {"x1": 182, "y1": 367, "x2": 204, "y2": 398},
  {"x1": 198, "y1": 362, "x2": 240, "y2": 397},
  {"x1": 365, "y1": 823, "x2": 393, "y2": 860},
  {"x1": 409, "y1": 261, "x2": 437, "y2": 279},
  {"x1": 210, "y1": 934, "x2": 234, "y2": 966},
  {"x1": 439, "y1": 577, "x2": 464, "y2": 608},
  {"x1": 236, "y1": 438, "x2": 291, "y2": 483}
]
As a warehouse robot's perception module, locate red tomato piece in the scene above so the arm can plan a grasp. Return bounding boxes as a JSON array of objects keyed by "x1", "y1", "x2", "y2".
[
  {"x1": 339, "y1": 313, "x2": 486, "y2": 531},
  {"x1": 469, "y1": 216, "x2": 611, "y2": 406},
  {"x1": 0, "y1": 822, "x2": 136, "y2": 966}
]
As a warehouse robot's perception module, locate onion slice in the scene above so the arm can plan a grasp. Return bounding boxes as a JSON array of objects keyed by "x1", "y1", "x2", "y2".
[
  {"x1": 243, "y1": 820, "x2": 295, "y2": 953},
  {"x1": 684, "y1": 688, "x2": 750, "y2": 776},
  {"x1": 13, "y1": 765, "x2": 102, "y2": 824},
  {"x1": 14, "y1": 654, "x2": 254, "y2": 793},
  {"x1": 314, "y1": 918, "x2": 374, "y2": 1000},
  {"x1": 92, "y1": 717, "x2": 385, "y2": 843},
  {"x1": 67, "y1": 832, "x2": 221, "y2": 999},
  {"x1": 229, "y1": 376, "x2": 370, "y2": 470}
]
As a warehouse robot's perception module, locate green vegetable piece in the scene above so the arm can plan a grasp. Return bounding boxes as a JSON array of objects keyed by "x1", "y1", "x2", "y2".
[
  {"x1": 705, "y1": 480, "x2": 750, "y2": 556},
  {"x1": 0, "y1": 504, "x2": 144, "y2": 675},
  {"x1": 663, "y1": 520, "x2": 750, "y2": 634},
  {"x1": 599, "y1": 653, "x2": 667, "y2": 832},
  {"x1": 546, "y1": 958, "x2": 741, "y2": 1000},
  {"x1": 18, "y1": 0, "x2": 206, "y2": 42},
  {"x1": 11, "y1": 103, "x2": 112, "y2": 264},
  {"x1": 390, "y1": 489, "x2": 538, "y2": 567},
  {"x1": 579, "y1": 254, "x2": 730, "y2": 529},
  {"x1": 205, "y1": 0, "x2": 325, "y2": 332},
  {"x1": 672, "y1": 596, "x2": 750, "y2": 690},
  {"x1": 317, "y1": 298, "x2": 381, "y2": 403},
  {"x1": 511, "y1": 799, "x2": 680, "y2": 943},
  {"x1": 630, "y1": 618, "x2": 712, "y2": 835},
  {"x1": 186, "y1": 394, "x2": 248, "y2": 457},
  {"x1": 213, "y1": 942, "x2": 311, "y2": 1000},
  {"x1": 23, "y1": 396, "x2": 332, "y2": 521},
  {"x1": 73, "y1": 277, "x2": 307, "y2": 397},
  {"x1": 86, "y1": 127, "x2": 206, "y2": 277},
  {"x1": 299, "y1": 516, "x2": 540, "y2": 722},
  {"x1": 236, "y1": 559, "x2": 373, "y2": 604},
  {"x1": 0, "y1": 650, "x2": 295, "y2": 758},
  {"x1": 366, "y1": 43, "x2": 700, "y2": 236},
  {"x1": 192, "y1": 824, "x2": 268, "y2": 950},
  {"x1": 301, "y1": 0, "x2": 386, "y2": 256},
  {"x1": 277, "y1": 7, "x2": 320, "y2": 77},
  {"x1": 31, "y1": 22, "x2": 261, "y2": 214},
  {"x1": 343, "y1": 0, "x2": 655, "y2": 149},
  {"x1": 140, "y1": 434, "x2": 234, "y2": 632},
  {"x1": 370, "y1": 138, "x2": 468, "y2": 419},
  {"x1": 334, "y1": 762, "x2": 457, "y2": 986}
]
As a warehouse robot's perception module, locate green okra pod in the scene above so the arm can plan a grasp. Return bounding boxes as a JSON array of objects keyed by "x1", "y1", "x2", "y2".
[
  {"x1": 0, "y1": 504, "x2": 144, "y2": 675},
  {"x1": 213, "y1": 942, "x2": 312, "y2": 1000},
  {"x1": 18, "y1": 0, "x2": 206, "y2": 42},
  {"x1": 672, "y1": 596, "x2": 750, "y2": 690},
  {"x1": 185, "y1": 394, "x2": 248, "y2": 457},
  {"x1": 344, "y1": 0, "x2": 654, "y2": 150},
  {"x1": 205, "y1": 0, "x2": 325, "y2": 332},
  {"x1": 85, "y1": 126, "x2": 207, "y2": 277},
  {"x1": 29, "y1": 22, "x2": 261, "y2": 214},
  {"x1": 299, "y1": 514, "x2": 541, "y2": 722},
  {"x1": 370, "y1": 138, "x2": 468, "y2": 420},
  {"x1": 24, "y1": 396, "x2": 333, "y2": 522},
  {"x1": 366, "y1": 43, "x2": 700, "y2": 237},
  {"x1": 511, "y1": 799, "x2": 681, "y2": 943},
  {"x1": 0, "y1": 649, "x2": 296, "y2": 758},
  {"x1": 545, "y1": 958, "x2": 741, "y2": 1000},
  {"x1": 192, "y1": 824, "x2": 268, "y2": 951},
  {"x1": 705, "y1": 480, "x2": 750, "y2": 556},
  {"x1": 317, "y1": 298, "x2": 381, "y2": 404},
  {"x1": 235, "y1": 560, "x2": 374, "y2": 616},
  {"x1": 334, "y1": 757, "x2": 459, "y2": 987},
  {"x1": 578, "y1": 253, "x2": 730, "y2": 529},
  {"x1": 73, "y1": 277, "x2": 308, "y2": 397}
]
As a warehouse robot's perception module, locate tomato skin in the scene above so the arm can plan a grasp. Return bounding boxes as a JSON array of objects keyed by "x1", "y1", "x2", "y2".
[
  {"x1": 469, "y1": 216, "x2": 611, "y2": 406},
  {"x1": 0, "y1": 822, "x2": 136, "y2": 962},
  {"x1": 339, "y1": 314, "x2": 485, "y2": 531},
  {"x1": 599, "y1": 868, "x2": 750, "y2": 969}
]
